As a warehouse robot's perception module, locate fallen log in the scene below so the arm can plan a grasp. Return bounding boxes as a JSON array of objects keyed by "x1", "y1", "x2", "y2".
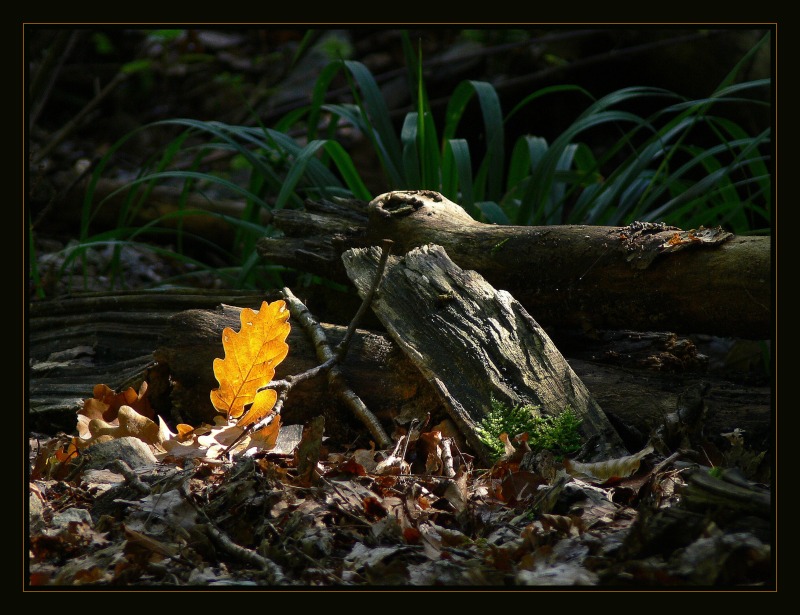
[
  {"x1": 257, "y1": 191, "x2": 771, "y2": 339},
  {"x1": 28, "y1": 290, "x2": 771, "y2": 457}
]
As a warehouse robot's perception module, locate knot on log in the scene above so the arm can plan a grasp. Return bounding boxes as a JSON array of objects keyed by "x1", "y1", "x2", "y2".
[
  {"x1": 369, "y1": 190, "x2": 476, "y2": 226},
  {"x1": 371, "y1": 190, "x2": 443, "y2": 218}
]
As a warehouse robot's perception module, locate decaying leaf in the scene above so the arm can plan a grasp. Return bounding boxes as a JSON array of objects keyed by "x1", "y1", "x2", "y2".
[
  {"x1": 564, "y1": 444, "x2": 654, "y2": 483},
  {"x1": 375, "y1": 435, "x2": 412, "y2": 476},
  {"x1": 210, "y1": 300, "x2": 290, "y2": 420},
  {"x1": 74, "y1": 405, "x2": 162, "y2": 450},
  {"x1": 499, "y1": 433, "x2": 516, "y2": 459},
  {"x1": 248, "y1": 414, "x2": 282, "y2": 451},
  {"x1": 80, "y1": 382, "x2": 154, "y2": 423}
]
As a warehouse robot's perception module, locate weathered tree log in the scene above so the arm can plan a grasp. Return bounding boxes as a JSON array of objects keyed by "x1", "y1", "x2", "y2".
[
  {"x1": 28, "y1": 290, "x2": 771, "y2": 456},
  {"x1": 342, "y1": 243, "x2": 629, "y2": 462},
  {"x1": 257, "y1": 191, "x2": 770, "y2": 339}
]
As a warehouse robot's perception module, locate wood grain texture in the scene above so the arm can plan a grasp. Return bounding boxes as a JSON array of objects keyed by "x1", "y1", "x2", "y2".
[{"x1": 342, "y1": 243, "x2": 630, "y2": 463}]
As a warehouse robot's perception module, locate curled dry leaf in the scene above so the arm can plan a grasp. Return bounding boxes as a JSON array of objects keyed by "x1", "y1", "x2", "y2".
[
  {"x1": 56, "y1": 301, "x2": 293, "y2": 471},
  {"x1": 564, "y1": 444, "x2": 654, "y2": 483},
  {"x1": 353, "y1": 442, "x2": 379, "y2": 473},
  {"x1": 80, "y1": 381, "x2": 154, "y2": 423},
  {"x1": 75, "y1": 405, "x2": 161, "y2": 450}
]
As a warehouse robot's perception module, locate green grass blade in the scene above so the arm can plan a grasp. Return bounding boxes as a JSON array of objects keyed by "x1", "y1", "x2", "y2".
[
  {"x1": 318, "y1": 140, "x2": 373, "y2": 201},
  {"x1": 443, "y1": 138, "x2": 475, "y2": 215},
  {"x1": 442, "y1": 80, "x2": 504, "y2": 200},
  {"x1": 506, "y1": 136, "x2": 548, "y2": 194},
  {"x1": 715, "y1": 31, "x2": 771, "y2": 92},
  {"x1": 517, "y1": 108, "x2": 655, "y2": 225},
  {"x1": 504, "y1": 84, "x2": 594, "y2": 125},
  {"x1": 421, "y1": 110, "x2": 441, "y2": 190},
  {"x1": 411, "y1": 45, "x2": 441, "y2": 189},
  {"x1": 401, "y1": 113, "x2": 421, "y2": 187},
  {"x1": 343, "y1": 60, "x2": 404, "y2": 181},
  {"x1": 274, "y1": 139, "x2": 329, "y2": 210},
  {"x1": 306, "y1": 61, "x2": 348, "y2": 141}
]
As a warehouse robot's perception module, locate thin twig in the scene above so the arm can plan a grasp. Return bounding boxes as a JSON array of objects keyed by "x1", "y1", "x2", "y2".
[
  {"x1": 199, "y1": 523, "x2": 285, "y2": 583},
  {"x1": 223, "y1": 240, "x2": 394, "y2": 453},
  {"x1": 441, "y1": 437, "x2": 456, "y2": 478},
  {"x1": 334, "y1": 239, "x2": 394, "y2": 359},
  {"x1": 107, "y1": 459, "x2": 151, "y2": 496},
  {"x1": 180, "y1": 486, "x2": 285, "y2": 583},
  {"x1": 281, "y1": 286, "x2": 391, "y2": 448}
]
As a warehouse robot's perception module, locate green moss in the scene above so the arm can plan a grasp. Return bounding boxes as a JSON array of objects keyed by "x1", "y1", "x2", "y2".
[
  {"x1": 476, "y1": 397, "x2": 583, "y2": 462},
  {"x1": 708, "y1": 465, "x2": 723, "y2": 478}
]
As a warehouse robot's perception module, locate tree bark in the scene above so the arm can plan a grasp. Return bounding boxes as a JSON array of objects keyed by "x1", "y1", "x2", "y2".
[
  {"x1": 257, "y1": 191, "x2": 771, "y2": 339},
  {"x1": 342, "y1": 243, "x2": 629, "y2": 462}
]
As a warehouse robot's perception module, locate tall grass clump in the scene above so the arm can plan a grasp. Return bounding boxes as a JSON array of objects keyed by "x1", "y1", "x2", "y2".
[{"x1": 41, "y1": 31, "x2": 769, "y2": 296}]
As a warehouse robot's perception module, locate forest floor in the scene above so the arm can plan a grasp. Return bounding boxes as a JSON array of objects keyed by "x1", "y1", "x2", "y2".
[{"x1": 26, "y1": 27, "x2": 775, "y2": 590}]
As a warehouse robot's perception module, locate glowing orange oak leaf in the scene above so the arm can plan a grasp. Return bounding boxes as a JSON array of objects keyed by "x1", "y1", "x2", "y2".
[{"x1": 210, "y1": 300, "x2": 290, "y2": 420}]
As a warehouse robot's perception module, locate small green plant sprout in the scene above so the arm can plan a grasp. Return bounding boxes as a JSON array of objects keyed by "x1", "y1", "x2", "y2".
[{"x1": 476, "y1": 397, "x2": 583, "y2": 462}]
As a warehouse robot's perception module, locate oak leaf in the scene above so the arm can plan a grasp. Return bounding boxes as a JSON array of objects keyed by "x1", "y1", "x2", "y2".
[
  {"x1": 80, "y1": 382, "x2": 154, "y2": 423},
  {"x1": 210, "y1": 300, "x2": 290, "y2": 421},
  {"x1": 74, "y1": 405, "x2": 162, "y2": 449}
]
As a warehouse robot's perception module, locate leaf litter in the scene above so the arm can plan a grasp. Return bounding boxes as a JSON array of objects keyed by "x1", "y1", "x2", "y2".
[
  {"x1": 29, "y1": 420, "x2": 772, "y2": 587},
  {"x1": 27, "y1": 300, "x2": 772, "y2": 588}
]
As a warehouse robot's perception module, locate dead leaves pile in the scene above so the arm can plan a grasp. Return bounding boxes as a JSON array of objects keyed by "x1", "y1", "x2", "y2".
[
  {"x1": 27, "y1": 300, "x2": 772, "y2": 587},
  {"x1": 33, "y1": 301, "x2": 291, "y2": 484},
  {"x1": 28, "y1": 416, "x2": 773, "y2": 587}
]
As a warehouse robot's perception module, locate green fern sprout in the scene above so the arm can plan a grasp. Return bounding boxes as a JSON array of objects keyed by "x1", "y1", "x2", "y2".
[{"x1": 476, "y1": 397, "x2": 583, "y2": 461}]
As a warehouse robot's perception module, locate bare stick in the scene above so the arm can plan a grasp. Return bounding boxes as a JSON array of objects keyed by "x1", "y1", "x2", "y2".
[
  {"x1": 198, "y1": 524, "x2": 284, "y2": 583},
  {"x1": 281, "y1": 287, "x2": 391, "y2": 448},
  {"x1": 334, "y1": 239, "x2": 394, "y2": 359},
  {"x1": 441, "y1": 438, "x2": 456, "y2": 478},
  {"x1": 107, "y1": 459, "x2": 151, "y2": 496}
]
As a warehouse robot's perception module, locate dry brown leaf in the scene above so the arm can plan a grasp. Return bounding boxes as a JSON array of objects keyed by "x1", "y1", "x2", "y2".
[
  {"x1": 68, "y1": 301, "x2": 291, "y2": 463},
  {"x1": 295, "y1": 416, "x2": 325, "y2": 486},
  {"x1": 564, "y1": 444, "x2": 654, "y2": 483},
  {"x1": 249, "y1": 414, "x2": 282, "y2": 451},
  {"x1": 210, "y1": 300, "x2": 290, "y2": 420},
  {"x1": 75, "y1": 405, "x2": 162, "y2": 449},
  {"x1": 80, "y1": 381, "x2": 154, "y2": 423}
]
